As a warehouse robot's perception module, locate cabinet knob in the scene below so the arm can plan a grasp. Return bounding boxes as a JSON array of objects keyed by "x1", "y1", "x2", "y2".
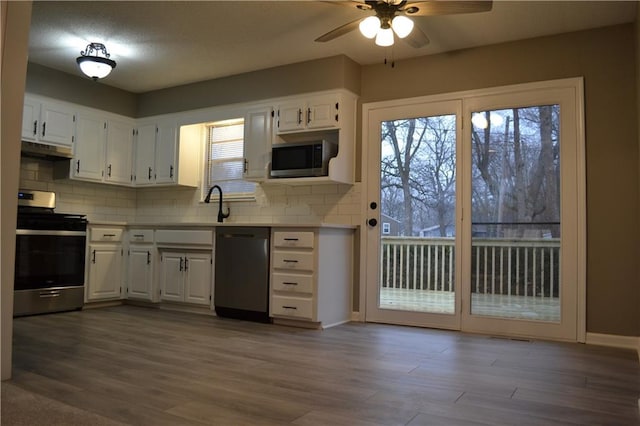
[{"x1": 368, "y1": 218, "x2": 378, "y2": 227}]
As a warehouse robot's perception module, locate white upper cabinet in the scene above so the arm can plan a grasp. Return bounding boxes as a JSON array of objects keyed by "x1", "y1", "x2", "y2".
[
  {"x1": 72, "y1": 111, "x2": 105, "y2": 182},
  {"x1": 243, "y1": 106, "x2": 273, "y2": 181},
  {"x1": 22, "y1": 96, "x2": 75, "y2": 146},
  {"x1": 275, "y1": 93, "x2": 340, "y2": 134},
  {"x1": 133, "y1": 124, "x2": 157, "y2": 186},
  {"x1": 131, "y1": 120, "x2": 199, "y2": 187},
  {"x1": 68, "y1": 112, "x2": 134, "y2": 186},
  {"x1": 276, "y1": 100, "x2": 306, "y2": 133},
  {"x1": 307, "y1": 94, "x2": 341, "y2": 129},
  {"x1": 105, "y1": 118, "x2": 134, "y2": 185},
  {"x1": 155, "y1": 120, "x2": 179, "y2": 184}
]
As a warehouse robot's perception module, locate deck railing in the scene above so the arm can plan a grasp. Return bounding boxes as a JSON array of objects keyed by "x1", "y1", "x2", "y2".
[{"x1": 381, "y1": 237, "x2": 560, "y2": 298}]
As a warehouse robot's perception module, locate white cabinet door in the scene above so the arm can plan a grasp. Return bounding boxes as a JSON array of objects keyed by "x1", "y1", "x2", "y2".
[
  {"x1": 88, "y1": 245, "x2": 123, "y2": 300},
  {"x1": 22, "y1": 98, "x2": 40, "y2": 141},
  {"x1": 307, "y1": 94, "x2": 339, "y2": 130},
  {"x1": 276, "y1": 101, "x2": 305, "y2": 132},
  {"x1": 134, "y1": 124, "x2": 157, "y2": 185},
  {"x1": 73, "y1": 112, "x2": 105, "y2": 181},
  {"x1": 105, "y1": 119, "x2": 134, "y2": 185},
  {"x1": 160, "y1": 252, "x2": 184, "y2": 302},
  {"x1": 22, "y1": 97, "x2": 74, "y2": 146},
  {"x1": 184, "y1": 252, "x2": 212, "y2": 306},
  {"x1": 40, "y1": 102, "x2": 75, "y2": 146},
  {"x1": 128, "y1": 247, "x2": 153, "y2": 300},
  {"x1": 155, "y1": 121, "x2": 178, "y2": 184},
  {"x1": 243, "y1": 107, "x2": 272, "y2": 181}
]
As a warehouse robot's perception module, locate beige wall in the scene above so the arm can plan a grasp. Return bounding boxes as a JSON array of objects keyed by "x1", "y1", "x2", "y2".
[
  {"x1": 361, "y1": 24, "x2": 639, "y2": 337},
  {"x1": 136, "y1": 55, "x2": 361, "y2": 117},
  {"x1": 1, "y1": 0, "x2": 32, "y2": 381},
  {"x1": 26, "y1": 62, "x2": 137, "y2": 117}
]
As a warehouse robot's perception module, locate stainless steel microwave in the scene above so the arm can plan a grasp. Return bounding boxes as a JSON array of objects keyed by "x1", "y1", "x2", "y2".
[{"x1": 270, "y1": 140, "x2": 338, "y2": 178}]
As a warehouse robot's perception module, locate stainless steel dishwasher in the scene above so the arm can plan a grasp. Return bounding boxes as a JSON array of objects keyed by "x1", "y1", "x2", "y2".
[{"x1": 214, "y1": 227, "x2": 271, "y2": 323}]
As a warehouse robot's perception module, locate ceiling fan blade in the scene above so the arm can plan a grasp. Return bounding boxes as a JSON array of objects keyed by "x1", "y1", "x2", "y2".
[
  {"x1": 404, "y1": 0, "x2": 492, "y2": 16},
  {"x1": 320, "y1": 0, "x2": 371, "y2": 10},
  {"x1": 403, "y1": 25, "x2": 430, "y2": 48},
  {"x1": 315, "y1": 18, "x2": 362, "y2": 42}
]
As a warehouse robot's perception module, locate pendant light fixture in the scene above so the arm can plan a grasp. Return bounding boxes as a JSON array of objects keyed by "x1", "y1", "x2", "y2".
[{"x1": 76, "y1": 42, "x2": 116, "y2": 80}]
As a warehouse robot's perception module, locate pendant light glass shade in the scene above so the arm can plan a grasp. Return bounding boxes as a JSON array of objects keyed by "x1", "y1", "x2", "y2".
[
  {"x1": 375, "y1": 27, "x2": 394, "y2": 47},
  {"x1": 76, "y1": 43, "x2": 116, "y2": 80},
  {"x1": 359, "y1": 16, "x2": 381, "y2": 39},
  {"x1": 391, "y1": 15, "x2": 414, "y2": 38}
]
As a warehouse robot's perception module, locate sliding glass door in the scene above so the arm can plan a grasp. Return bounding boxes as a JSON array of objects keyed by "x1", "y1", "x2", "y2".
[{"x1": 364, "y1": 79, "x2": 585, "y2": 341}]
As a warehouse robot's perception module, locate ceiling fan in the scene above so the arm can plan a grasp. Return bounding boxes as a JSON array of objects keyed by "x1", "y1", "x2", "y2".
[{"x1": 316, "y1": 0, "x2": 493, "y2": 48}]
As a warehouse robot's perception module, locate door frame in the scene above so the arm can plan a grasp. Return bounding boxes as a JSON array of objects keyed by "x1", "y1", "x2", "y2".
[{"x1": 360, "y1": 77, "x2": 586, "y2": 342}]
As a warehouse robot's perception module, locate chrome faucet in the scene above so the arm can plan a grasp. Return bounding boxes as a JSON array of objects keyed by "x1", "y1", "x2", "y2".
[{"x1": 204, "y1": 185, "x2": 230, "y2": 223}]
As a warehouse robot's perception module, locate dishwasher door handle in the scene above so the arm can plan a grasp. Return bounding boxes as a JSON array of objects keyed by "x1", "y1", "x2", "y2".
[{"x1": 220, "y1": 233, "x2": 256, "y2": 239}]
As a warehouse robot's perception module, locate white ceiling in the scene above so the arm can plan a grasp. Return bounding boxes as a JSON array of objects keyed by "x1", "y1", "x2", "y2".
[{"x1": 28, "y1": 1, "x2": 637, "y2": 94}]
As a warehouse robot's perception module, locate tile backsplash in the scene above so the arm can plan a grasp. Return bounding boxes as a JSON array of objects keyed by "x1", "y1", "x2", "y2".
[
  {"x1": 20, "y1": 158, "x2": 136, "y2": 222},
  {"x1": 20, "y1": 157, "x2": 362, "y2": 226}
]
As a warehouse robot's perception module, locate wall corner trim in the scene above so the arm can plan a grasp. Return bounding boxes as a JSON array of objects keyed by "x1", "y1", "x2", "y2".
[{"x1": 585, "y1": 332, "x2": 640, "y2": 362}]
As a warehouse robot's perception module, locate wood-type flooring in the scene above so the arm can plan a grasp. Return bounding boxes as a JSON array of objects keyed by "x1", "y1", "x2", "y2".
[{"x1": 4, "y1": 305, "x2": 640, "y2": 425}]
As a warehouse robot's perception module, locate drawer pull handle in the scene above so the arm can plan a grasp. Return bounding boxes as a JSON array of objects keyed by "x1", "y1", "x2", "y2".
[
  {"x1": 103, "y1": 233, "x2": 116, "y2": 237},
  {"x1": 283, "y1": 282, "x2": 298, "y2": 286},
  {"x1": 133, "y1": 234, "x2": 144, "y2": 238},
  {"x1": 283, "y1": 259, "x2": 298, "y2": 263},
  {"x1": 283, "y1": 238, "x2": 299, "y2": 241},
  {"x1": 283, "y1": 306, "x2": 297, "y2": 310}
]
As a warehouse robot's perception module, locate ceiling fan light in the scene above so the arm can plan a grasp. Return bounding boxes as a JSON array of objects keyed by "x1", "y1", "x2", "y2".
[
  {"x1": 375, "y1": 27, "x2": 394, "y2": 47},
  {"x1": 359, "y1": 16, "x2": 381, "y2": 39},
  {"x1": 76, "y1": 42, "x2": 116, "y2": 80},
  {"x1": 392, "y1": 15, "x2": 414, "y2": 39},
  {"x1": 471, "y1": 113, "x2": 488, "y2": 129}
]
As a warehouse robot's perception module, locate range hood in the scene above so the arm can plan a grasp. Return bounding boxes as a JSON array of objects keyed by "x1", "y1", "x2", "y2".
[{"x1": 21, "y1": 141, "x2": 73, "y2": 160}]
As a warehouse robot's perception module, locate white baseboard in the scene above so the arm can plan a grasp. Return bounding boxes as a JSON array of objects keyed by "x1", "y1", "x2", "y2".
[
  {"x1": 586, "y1": 332, "x2": 640, "y2": 361},
  {"x1": 351, "y1": 311, "x2": 363, "y2": 322}
]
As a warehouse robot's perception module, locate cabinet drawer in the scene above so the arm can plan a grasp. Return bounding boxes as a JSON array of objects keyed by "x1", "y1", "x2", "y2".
[
  {"x1": 272, "y1": 251, "x2": 314, "y2": 271},
  {"x1": 91, "y1": 228, "x2": 124, "y2": 242},
  {"x1": 272, "y1": 295, "x2": 313, "y2": 320},
  {"x1": 272, "y1": 272, "x2": 314, "y2": 294},
  {"x1": 129, "y1": 229, "x2": 154, "y2": 243},
  {"x1": 273, "y1": 231, "x2": 314, "y2": 249}
]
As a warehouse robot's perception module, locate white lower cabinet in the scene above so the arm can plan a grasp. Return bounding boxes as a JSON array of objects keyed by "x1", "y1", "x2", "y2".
[
  {"x1": 86, "y1": 227, "x2": 125, "y2": 301},
  {"x1": 159, "y1": 251, "x2": 212, "y2": 306},
  {"x1": 270, "y1": 227, "x2": 353, "y2": 328},
  {"x1": 126, "y1": 229, "x2": 155, "y2": 302}
]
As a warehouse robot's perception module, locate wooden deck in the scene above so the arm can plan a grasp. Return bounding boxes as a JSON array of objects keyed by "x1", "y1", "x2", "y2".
[{"x1": 380, "y1": 289, "x2": 561, "y2": 322}]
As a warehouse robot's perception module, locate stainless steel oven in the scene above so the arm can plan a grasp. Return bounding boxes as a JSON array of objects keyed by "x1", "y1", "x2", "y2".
[{"x1": 14, "y1": 190, "x2": 87, "y2": 316}]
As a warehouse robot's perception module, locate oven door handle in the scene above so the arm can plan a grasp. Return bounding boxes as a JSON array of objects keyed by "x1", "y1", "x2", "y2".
[
  {"x1": 39, "y1": 290, "x2": 61, "y2": 298},
  {"x1": 16, "y1": 230, "x2": 86, "y2": 236}
]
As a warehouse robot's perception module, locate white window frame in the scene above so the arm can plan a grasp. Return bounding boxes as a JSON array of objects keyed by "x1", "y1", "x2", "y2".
[{"x1": 201, "y1": 118, "x2": 256, "y2": 202}]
